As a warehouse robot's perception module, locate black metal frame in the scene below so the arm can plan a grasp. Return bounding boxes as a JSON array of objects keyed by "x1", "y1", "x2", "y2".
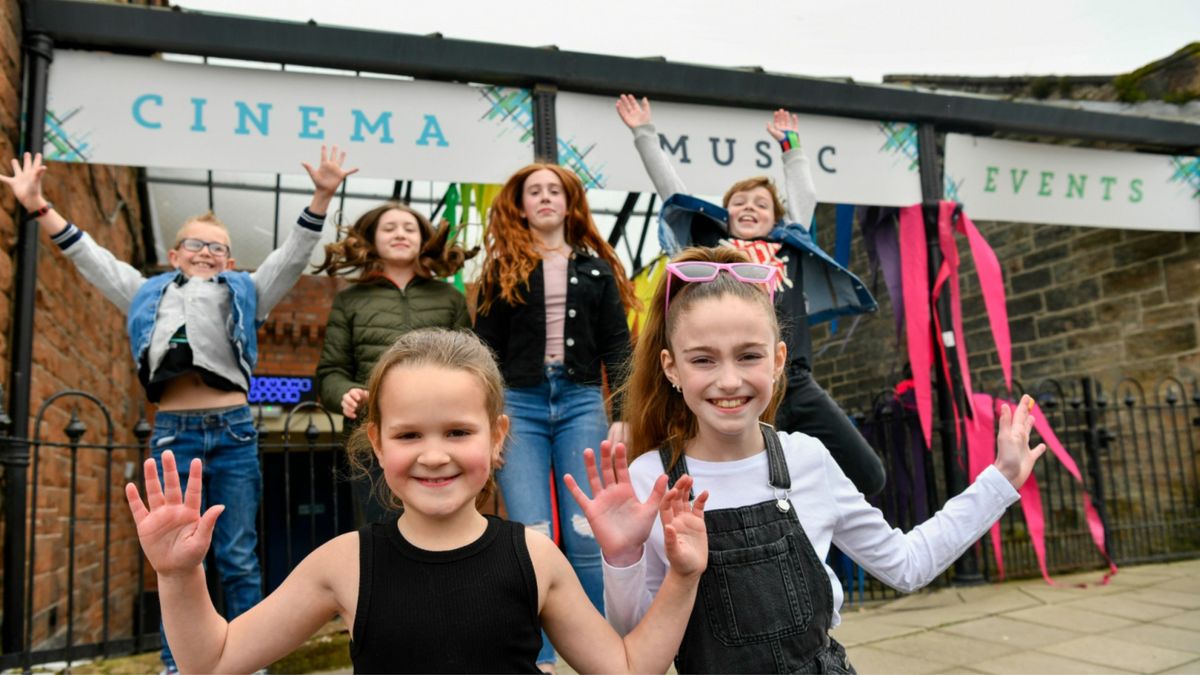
[{"x1": 26, "y1": 0, "x2": 1200, "y2": 151}]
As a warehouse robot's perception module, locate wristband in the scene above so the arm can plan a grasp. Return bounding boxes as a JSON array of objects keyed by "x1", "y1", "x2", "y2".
[
  {"x1": 778, "y1": 130, "x2": 800, "y2": 153},
  {"x1": 31, "y1": 203, "x2": 52, "y2": 218}
]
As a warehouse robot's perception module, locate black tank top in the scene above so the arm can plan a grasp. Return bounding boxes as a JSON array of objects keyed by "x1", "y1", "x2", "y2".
[{"x1": 350, "y1": 516, "x2": 542, "y2": 674}]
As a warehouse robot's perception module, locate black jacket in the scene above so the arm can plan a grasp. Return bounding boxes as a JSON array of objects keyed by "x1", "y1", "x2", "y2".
[{"x1": 474, "y1": 252, "x2": 631, "y2": 417}]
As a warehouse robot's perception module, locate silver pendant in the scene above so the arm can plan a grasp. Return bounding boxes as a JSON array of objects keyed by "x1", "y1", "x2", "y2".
[{"x1": 776, "y1": 499, "x2": 791, "y2": 513}]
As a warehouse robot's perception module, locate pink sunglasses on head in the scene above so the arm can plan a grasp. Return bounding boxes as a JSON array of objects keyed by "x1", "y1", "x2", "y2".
[{"x1": 664, "y1": 261, "x2": 780, "y2": 315}]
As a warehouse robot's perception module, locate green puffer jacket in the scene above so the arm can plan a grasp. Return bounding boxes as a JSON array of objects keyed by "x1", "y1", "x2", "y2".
[{"x1": 317, "y1": 275, "x2": 470, "y2": 413}]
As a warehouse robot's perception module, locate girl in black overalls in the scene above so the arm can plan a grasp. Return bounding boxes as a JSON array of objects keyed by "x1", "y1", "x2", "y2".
[{"x1": 565, "y1": 246, "x2": 1046, "y2": 674}]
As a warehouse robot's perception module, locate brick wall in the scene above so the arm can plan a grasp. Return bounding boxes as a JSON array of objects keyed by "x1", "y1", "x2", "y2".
[{"x1": 0, "y1": 0, "x2": 168, "y2": 650}]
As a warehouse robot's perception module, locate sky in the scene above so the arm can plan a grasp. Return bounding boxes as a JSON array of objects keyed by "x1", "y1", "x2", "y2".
[{"x1": 175, "y1": 0, "x2": 1199, "y2": 83}]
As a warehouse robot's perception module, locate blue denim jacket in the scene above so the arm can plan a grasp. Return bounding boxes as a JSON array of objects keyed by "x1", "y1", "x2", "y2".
[
  {"x1": 657, "y1": 193, "x2": 877, "y2": 325},
  {"x1": 127, "y1": 270, "x2": 261, "y2": 382}
]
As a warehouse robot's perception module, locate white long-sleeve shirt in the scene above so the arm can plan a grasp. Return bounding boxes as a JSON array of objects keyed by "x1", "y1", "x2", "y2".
[{"x1": 603, "y1": 431, "x2": 1019, "y2": 634}]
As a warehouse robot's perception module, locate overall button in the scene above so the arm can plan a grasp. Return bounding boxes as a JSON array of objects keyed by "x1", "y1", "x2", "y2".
[
  {"x1": 568, "y1": 309, "x2": 577, "y2": 318},
  {"x1": 569, "y1": 276, "x2": 578, "y2": 285},
  {"x1": 565, "y1": 338, "x2": 575, "y2": 347},
  {"x1": 590, "y1": 269, "x2": 600, "y2": 276}
]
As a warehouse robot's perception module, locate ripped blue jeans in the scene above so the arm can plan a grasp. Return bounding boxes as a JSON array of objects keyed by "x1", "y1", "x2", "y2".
[
  {"x1": 496, "y1": 365, "x2": 607, "y2": 664},
  {"x1": 151, "y1": 405, "x2": 263, "y2": 671}
]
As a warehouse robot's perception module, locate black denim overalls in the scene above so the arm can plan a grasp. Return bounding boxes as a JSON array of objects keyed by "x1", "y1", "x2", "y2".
[{"x1": 660, "y1": 424, "x2": 855, "y2": 674}]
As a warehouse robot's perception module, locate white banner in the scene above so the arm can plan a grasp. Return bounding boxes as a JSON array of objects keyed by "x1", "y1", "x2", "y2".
[
  {"x1": 554, "y1": 92, "x2": 922, "y2": 206},
  {"x1": 945, "y1": 134, "x2": 1200, "y2": 232},
  {"x1": 45, "y1": 50, "x2": 534, "y2": 183}
]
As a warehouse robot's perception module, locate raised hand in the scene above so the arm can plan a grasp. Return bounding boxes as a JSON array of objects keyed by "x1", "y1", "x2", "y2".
[
  {"x1": 660, "y1": 475, "x2": 708, "y2": 578},
  {"x1": 125, "y1": 451, "x2": 224, "y2": 577},
  {"x1": 341, "y1": 387, "x2": 368, "y2": 420},
  {"x1": 994, "y1": 394, "x2": 1047, "y2": 489},
  {"x1": 302, "y1": 144, "x2": 359, "y2": 197},
  {"x1": 615, "y1": 94, "x2": 653, "y2": 129},
  {"x1": 766, "y1": 109, "x2": 800, "y2": 142},
  {"x1": 0, "y1": 152, "x2": 49, "y2": 211},
  {"x1": 564, "y1": 441, "x2": 667, "y2": 567}
]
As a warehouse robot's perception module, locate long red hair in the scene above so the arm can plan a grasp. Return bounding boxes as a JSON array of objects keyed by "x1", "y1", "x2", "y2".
[{"x1": 478, "y1": 164, "x2": 636, "y2": 312}]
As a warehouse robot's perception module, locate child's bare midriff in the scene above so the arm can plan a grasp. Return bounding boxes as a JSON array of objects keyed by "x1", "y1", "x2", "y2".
[{"x1": 158, "y1": 372, "x2": 247, "y2": 411}]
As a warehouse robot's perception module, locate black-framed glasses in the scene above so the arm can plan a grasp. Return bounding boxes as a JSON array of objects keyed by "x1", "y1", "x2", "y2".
[{"x1": 177, "y1": 238, "x2": 231, "y2": 257}]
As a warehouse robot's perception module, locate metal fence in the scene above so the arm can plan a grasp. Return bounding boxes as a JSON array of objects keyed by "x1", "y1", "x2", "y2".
[
  {"x1": 0, "y1": 375, "x2": 1197, "y2": 668},
  {"x1": 0, "y1": 393, "x2": 350, "y2": 672},
  {"x1": 839, "y1": 375, "x2": 1200, "y2": 606}
]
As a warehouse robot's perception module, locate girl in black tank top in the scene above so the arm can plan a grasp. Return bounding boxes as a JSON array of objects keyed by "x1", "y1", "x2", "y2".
[{"x1": 124, "y1": 329, "x2": 711, "y2": 674}]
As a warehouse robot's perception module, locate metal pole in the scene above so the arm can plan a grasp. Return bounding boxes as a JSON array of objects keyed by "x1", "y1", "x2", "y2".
[
  {"x1": 916, "y1": 123, "x2": 982, "y2": 583},
  {"x1": 3, "y1": 31, "x2": 53, "y2": 654},
  {"x1": 532, "y1": 84, "x2": 557, "y2": 164}
]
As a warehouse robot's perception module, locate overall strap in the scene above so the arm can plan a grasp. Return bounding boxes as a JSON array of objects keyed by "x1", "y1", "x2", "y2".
[
  {"x1": 658, "y1": 446, "x2": 691, "y2": 495},
  {"x1": 760, "y1": 422, "x2": 792, "y2": 491}
]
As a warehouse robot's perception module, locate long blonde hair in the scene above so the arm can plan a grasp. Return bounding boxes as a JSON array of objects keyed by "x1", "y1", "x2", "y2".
[
  {"x1": 347, "y1": 329, "x2": 506, "y2": 509},
  {"x1": 620, "y1": 247, "x2": 785, "y2": 469}
]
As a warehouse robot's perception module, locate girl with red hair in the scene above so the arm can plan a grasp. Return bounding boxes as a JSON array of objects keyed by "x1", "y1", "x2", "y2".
[{"x1": 474, "y1": 163, "x2": 636, "y2": 670}]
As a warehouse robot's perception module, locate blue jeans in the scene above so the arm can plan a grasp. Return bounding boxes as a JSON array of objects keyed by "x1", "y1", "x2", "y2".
[
  {"x1": 496, "y1": 365, "x2": 608, "y2": 664},
  {"x1": 151, "y1": 405, "x2": 264, "y2": 670}
]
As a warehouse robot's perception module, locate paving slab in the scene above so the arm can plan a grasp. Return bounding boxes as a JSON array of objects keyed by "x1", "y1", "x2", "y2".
[
  {"x1": 1103, "y1": 623, "x2": 1200, "y2": 655},
  {"x1": 1014, "y1": 580, "x2": 1126, "y2": 604},
  {"x1": 948, "y1": 589, "x2": 1042, "y2": 615},
  {"x1": 1159, "y1": 610, "x2": 1200, "y2": 632},
  {"x1": 1040, "y1": 635, "x2": 1197, "y2": 673},
  {"x1": 871, "y1": 605, "x2": 993, "y2": 629},
  {"x1": 1002, "y1": 604, "x2": 1137, "y2": 632},
  {"x1": 971, "y1": 650, "x2": 1136, "y2": 674},
  {"x1": 845, "y1": 645, "x2": 950, "y2": 674},
  {"x1": 937, "y1": 615, "x2": 1084, "y2": 649},
  {"x1": 1157, "y1": 657, "x2": 1200, "y2": 674},
  {"x1": 867, "y1": 631, "x2": 1018, "y2": 667},
  {"x1": 1134, "y1": 588, "x2": 1200, "y2": 611},
  {"x1": 1060, "y1": 594, "x2": 1187, "y2": 622},
  {"x1": 829, "y1": 616, "x2": 924, "y2": 647}
]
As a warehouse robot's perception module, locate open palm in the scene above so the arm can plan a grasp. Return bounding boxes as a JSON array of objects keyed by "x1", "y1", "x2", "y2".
[
  {"x1": 125, "y1": 451, "x2": 224, "y2": 577},
  {"x1": 0, "y1": 152, "x2": 49, "y2": 210},
  {"x1": 994, "y1": 394, "x2": 1048, "y2": 489},
  {"x1": 564, "y1": 441, "x2": 667, "y2": 567},
  {"x1": 660, "y1": 475, "x2": 708, "y2": 578},
  {"x1": 301, "y1": 144, "x2": 359, "y2": 196}
]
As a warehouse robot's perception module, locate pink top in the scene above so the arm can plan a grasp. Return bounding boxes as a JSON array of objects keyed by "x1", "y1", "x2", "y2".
[{"x1": 542, "y1": 250, "x2": 569, "y2": 363}]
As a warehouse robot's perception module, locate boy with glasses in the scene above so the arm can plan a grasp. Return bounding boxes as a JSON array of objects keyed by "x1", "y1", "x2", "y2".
[{"x1": 2, "y1": 146, "x2": 356, "y2": 674}]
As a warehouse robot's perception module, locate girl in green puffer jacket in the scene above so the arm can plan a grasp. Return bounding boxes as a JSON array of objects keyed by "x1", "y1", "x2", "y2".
[{"x1": 315, "y1": 201, "x2": 478, "y2": 524}]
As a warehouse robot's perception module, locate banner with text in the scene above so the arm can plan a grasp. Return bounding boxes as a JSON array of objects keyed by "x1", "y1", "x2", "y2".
[
  {"x1": 45, "y1": 50, "x2": 534, "y2": 183},
  {"x1": 554, "y1": 92, "x2": 922, "y2": 205},
  {"x1": 945, "y1": 134, "x2": 1199, "y2": 232}
]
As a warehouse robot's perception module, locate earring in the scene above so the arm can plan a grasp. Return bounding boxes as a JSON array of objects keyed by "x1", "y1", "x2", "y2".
[{"x1": 671, "y1": 381, "x2": 681, "y2": 392}]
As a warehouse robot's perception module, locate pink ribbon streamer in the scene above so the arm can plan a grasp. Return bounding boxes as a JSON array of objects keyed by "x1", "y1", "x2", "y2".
[
  {"x1": 898, "y1": 205, "x2": 933, "y2": 447},
  {"x1": 899, "y1": 201, "x2": 1115, "y2": 585}
]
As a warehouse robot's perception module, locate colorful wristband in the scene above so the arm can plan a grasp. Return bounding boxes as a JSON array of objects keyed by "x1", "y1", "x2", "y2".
[
  {"x1": 31, "y1": 203, "x2": 52, "y2": 218},
  {"x1": 778, "y1": 130, "x2": 800, "y2": 153}
]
